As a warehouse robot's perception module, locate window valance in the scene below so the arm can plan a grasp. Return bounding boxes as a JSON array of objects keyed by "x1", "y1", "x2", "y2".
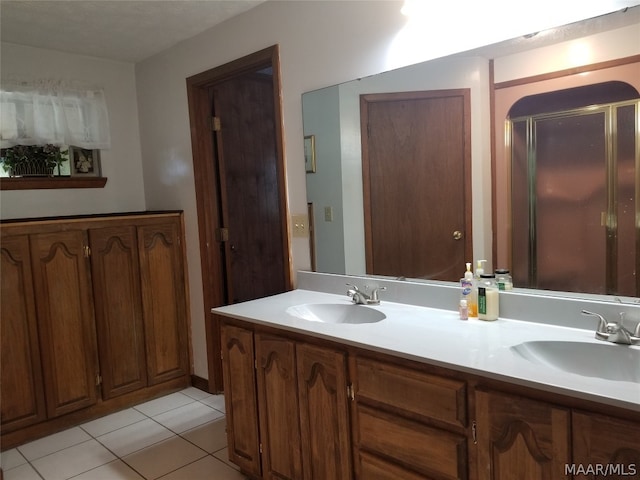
[{"x1": 0, "y1": 80, "x2": 111, "y2": 149}]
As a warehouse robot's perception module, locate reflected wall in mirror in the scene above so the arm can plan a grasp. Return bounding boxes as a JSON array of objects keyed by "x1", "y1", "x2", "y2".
[{"x1": 302, "y1": 6, "x2": 640, "y2": 299}]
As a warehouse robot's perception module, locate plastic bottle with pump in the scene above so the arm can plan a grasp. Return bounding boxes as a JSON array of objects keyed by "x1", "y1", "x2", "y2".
[
  {"x1": 460, "y1": 262, "x2": 477, "y2": 318},
  {"x1": 474, "y1": 259, "x2": 487, "y2": 280}
]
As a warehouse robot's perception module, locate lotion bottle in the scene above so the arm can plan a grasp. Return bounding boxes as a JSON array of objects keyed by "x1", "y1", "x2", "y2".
[
  {"x1": 477, "y1": 274, "x2": 499, "y2": 321},
  {"x1": 460, "y1": 262, "x2": 477, "y2": 317}
]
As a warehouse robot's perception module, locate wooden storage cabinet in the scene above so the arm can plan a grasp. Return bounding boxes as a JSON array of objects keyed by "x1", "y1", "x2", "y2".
[
  {"x1": 352, "y1": 355, "x2": 468, "y2": 480},
  {"x1": 475, "y1": 390, "x2": 571, "y2": 480},
  {"x1": 220, "y1": 320, "x2": 351, "y2": 480},
  {"x1": 572, "y1": 411, "x2": 640, "y2": 479},
  {"x1": 0, "y1": 235, "x2": 46, "y2": 431},
  {"x1": 0, "y1": 212, "x2": 190, "y2": 449}
]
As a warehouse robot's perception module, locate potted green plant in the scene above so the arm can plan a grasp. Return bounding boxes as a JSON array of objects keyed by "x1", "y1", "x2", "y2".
[{"x1": 1, "y1": 144, "x2": 68, "y2": 177}]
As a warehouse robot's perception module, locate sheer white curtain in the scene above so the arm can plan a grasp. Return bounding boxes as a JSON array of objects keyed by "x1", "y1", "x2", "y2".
[{"x1": 0, "y1": 81, "x2": 111, "y2": 149}]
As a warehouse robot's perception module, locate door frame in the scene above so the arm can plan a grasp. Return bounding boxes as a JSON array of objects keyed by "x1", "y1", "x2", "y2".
[{"x1": 186, "y1": 45, "x2": 292, "y2": 393}]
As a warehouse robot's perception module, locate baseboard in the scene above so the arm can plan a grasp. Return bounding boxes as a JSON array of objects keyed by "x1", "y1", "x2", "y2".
[{"x1": 191, "y1": 374, "x2": 211, "y2": 393}]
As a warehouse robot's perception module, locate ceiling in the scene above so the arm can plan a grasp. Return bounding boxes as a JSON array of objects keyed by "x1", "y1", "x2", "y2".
[{"x1": 0, "y1": 0, "x2": 266, "y2": 63}]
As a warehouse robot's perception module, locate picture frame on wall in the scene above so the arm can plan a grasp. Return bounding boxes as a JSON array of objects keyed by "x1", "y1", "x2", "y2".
[
  {"x1": 304, "y1": 135, "x2": 316, "y2": 173},
  {"x1": 70, "y1": 146, "x2": 101, "y2": 177}
]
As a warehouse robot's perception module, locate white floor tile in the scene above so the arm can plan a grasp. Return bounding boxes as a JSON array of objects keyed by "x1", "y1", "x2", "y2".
[
  {"x1": 199, "y1": 394, "x2": 226, "y2": 413},
  {"x1": 122, "y1": 436, "x2": 207, "y2": 480},
  {"x1": 180, "y1": 387, "x2": 212, "y2": 401},
  {"x1": 157, "y1": 455, "x2": 247, "y2": 480},
  {"x1": 1, "y1": 448, "x2": 27, "y2": 471},
  {"x1": 153, "y1": 402, "x2": 223, "y2": 434},
  {"x1": 71, "y1": 459, "x2": 145, "y2": 480},
  {"x1": 181, "y1": 418, "x2": 227, "y2": 453},
  {"x1": 18, "y1": 427, "x2": 92, "y2": 461},
  {"x1": 31, "y1": 439, "x2": 116, "y2": 480},
  {"x1": 81, "y1": 408, "x2": 147, "y2": 437},
  {"x1": 96, "y1": 418, "x2": 174, "y2": 458},
  {"x1": 133, "y1": 392, "x2": 195, "y2": 417},
  {"x1": 4, "y1": 463, "x2": 42, "y2": 480}
]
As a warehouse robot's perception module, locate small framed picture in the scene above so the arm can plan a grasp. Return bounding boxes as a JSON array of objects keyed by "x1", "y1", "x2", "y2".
[
  {"x1": 304, "y1": 135, "x2": 316, "y2": 173},
  {"x1": 70, "y1": 147, "x2": 101, "y2": 177}
]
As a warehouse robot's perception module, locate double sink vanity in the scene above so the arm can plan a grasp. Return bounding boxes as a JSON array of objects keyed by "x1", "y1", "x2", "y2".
[{"x1": 213, "y1": 271, "x2": 640, "y2": 480}]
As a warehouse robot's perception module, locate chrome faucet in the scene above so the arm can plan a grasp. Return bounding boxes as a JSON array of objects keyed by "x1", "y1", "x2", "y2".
[
  {"x1": 581, "y1": 310, "x2": 640, "y2": 346},
  {"x1": 346, "y1": 283, "x2": 386, "y2": 305}
]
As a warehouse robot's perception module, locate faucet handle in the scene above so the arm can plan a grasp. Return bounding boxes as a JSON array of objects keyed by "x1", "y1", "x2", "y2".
[{"x1": 366, "y1": 285, "x2": 386, "y2": 304}]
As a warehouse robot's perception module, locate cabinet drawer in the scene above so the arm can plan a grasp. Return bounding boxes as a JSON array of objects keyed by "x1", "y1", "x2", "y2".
[
  {"x1": 359, "y1": 451, "x2": 430, "y2": 480},
  {"x1": 357, "y1": 406, "x2": 467, "y2": 480},
  {"x1": 356, "y1": 356, "x2": 466, "y2": 428}
]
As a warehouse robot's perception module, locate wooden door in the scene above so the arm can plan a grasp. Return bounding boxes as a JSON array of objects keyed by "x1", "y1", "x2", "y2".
[
  {"x1": 255, "y1": 333, "x2": 303, "y2": 480},
  {"x1": 296, "y1": 343, "x2": 352, "y2": 480},
  {"x1": 30, "y1": 230, "x2": 99, "y2": 418},
  {"x1": 212, "y1": 71, "x2": 287, "y2": 303},
  {"x1": 361, "y1": 90, "x2": 472, "y2": 281},
  {"x1": 89, "y1": 226, "x2": 147, "y2": 399},
  {"x1": 475, "y1": 390, "x2": 570, "y2": 480},
  {"x1": 220, "y1": 323, "x2": 261, "y2": 478},
  {"x1": 0, "y1": 235, "x2": 46, "y2": 432},
  {"x1": 138, "y1": 221, "x2": 189, "y2": 385},
  {"x1": 573, "y1": 411, "x2": 640, "y2": 479}
]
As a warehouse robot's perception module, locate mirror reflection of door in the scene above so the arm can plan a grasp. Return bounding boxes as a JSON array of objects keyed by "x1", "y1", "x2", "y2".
[
  {"x1": 509, "y1": 82, "x2": 639, "y2": 296},
  {"x1": 361, "y1": 90, "x2": 472, "y2": 281}
]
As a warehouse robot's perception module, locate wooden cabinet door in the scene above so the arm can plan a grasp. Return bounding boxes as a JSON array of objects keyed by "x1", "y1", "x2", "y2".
[
  {"x1": 220, "y1": 323, "x2": 261, "y2": 478},
  {"x1": 89, "y1": 226, "x2": 147, "y2": 399},
  {"x1": 0, "y1": 235, "x2": 46, "y2": 431},
  {"x1": 138, "y1": 221, "x2": 189, "y2": 385},
  {"x1": 476, "y1": 390, "x2": 570, "y2": 480},
  {"x1": 255, "y1": 333, "x2": 303, "y2": 480},
  {"x1": 573, "y1": 411, "x2": 640, "y2": 479},
  {"x1": 296, "y1": 343, "x2": 352, "y2": 480},
  {"x1": 30, "y1": 231, "x2": 99, "y2": 418}
]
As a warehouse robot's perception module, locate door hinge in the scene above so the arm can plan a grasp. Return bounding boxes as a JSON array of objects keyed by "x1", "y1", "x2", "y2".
[
  {"x1": 211, "y1": 116, "x2": 221, "y2": 132},
  {"x1": 472, "y1": 420, "x2": 477, "y2": 444},
  {"x1": 254, "y1": 359, "x2": 258, "y2": 370},
  {"x1": 216, "y1": 227, "x2": 229, "y2": 243},
  {"x1": 259, "y1": 442, "x2": 263, "y2": 454},
  {"x1": 347, "y1": 384, "x2": 355, "y2": 401},
  {"x1": 95, "y1": 374, "x2": 102, "y2": 386},
  {"x1": 220, "y1": 350, "x2": 224, "y2": 360},
  {"x1": 83, "y1": 245, "x2": 91, "y2": 257}
]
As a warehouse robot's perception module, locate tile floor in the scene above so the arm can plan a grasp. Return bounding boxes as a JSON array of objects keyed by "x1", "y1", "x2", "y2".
[{"x1": 1, "y1": 387, "x2": 248, "y2": 480}]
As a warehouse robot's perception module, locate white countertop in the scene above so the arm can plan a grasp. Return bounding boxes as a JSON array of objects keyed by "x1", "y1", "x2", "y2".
[{"x1": 213, "y1": 289, "x2": 640, "y2": 412}]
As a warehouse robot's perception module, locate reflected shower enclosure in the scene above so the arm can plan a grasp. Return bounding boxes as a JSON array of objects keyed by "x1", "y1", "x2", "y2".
[{"x1": 510, "y1": 83, "x2": 639, "y2": 297}]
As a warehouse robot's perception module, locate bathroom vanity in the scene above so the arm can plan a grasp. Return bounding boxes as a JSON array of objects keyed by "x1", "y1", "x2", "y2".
[{"x1": 214, "y1": 273, "x2": 640, "y2": 480}]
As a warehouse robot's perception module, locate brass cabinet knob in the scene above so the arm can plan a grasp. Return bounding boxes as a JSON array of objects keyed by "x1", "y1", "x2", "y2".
[{"x1": 453, "y1": 230, "x2": 463, "y2": 240}]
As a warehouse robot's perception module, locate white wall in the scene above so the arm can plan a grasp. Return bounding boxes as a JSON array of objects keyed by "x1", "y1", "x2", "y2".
[
  {"x1": 0, "y1": 43, "x2": 145, "y2": 218},
  {"x1": 135, "y1": 0, "x2": 640, "y2": 380}
]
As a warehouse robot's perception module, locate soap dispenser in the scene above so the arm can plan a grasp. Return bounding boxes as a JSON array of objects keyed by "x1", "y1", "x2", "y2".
[
  {"x1": 460, "y1": 262, "x2": 477, "y2": 317},
  {"x1": 474, "y1": 259, "x2": 487, "y2": 279}
]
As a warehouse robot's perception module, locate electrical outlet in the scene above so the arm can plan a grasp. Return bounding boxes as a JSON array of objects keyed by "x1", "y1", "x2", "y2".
[
  {"x1": 291, "y1": 214, "x2": 309, "y2": 238},
  {"x1": 324, "y1": 206, "x2": 333, "y2": 222}
]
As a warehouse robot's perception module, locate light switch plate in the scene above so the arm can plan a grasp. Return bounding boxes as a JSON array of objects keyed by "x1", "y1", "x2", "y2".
[
  {"x1": 324, "y1": 206, "x2": 333, "y2": 222},
  {"x1": 291, "y1": 214, "x2": 309, "y2": 238}
]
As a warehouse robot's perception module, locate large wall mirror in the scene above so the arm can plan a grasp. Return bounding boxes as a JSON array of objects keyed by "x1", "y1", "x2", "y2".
[{"x1": 302, "y1": 6, "x2": 640, "y2": 301}]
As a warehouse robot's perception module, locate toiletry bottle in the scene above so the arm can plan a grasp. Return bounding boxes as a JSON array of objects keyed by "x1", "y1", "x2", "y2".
[
  {"x1": 459, "y1": 299, "x2": 469, "y2": 320},
  {"x1": 478, "y1": 273, "x2": 499, "y2": 321},
  {"x1": 460, "y1": 262, "x2": 477, "y2": 317},
  {"x1": 495, "y1": 269, "x2": 513, "y2": 291},
  {"x1": 474, "y1": 259, "x2": 487, "y2": 279}
]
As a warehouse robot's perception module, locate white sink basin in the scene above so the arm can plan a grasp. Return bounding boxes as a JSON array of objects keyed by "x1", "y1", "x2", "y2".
[
  {"x1": 511, "y1": 340, "x2": 640, "y2": 383},
  {"x1": 286, "y1": 303, "x2": 386, "y2": 324}
]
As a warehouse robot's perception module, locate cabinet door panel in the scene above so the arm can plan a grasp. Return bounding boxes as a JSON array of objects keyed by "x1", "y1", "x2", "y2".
[
  {"x1": 138, "y1": 222, "x2": 189, "y2": 384},
  {"x1": 90, "y1": 226, "x2": 147, "y2": 399},
  {"x1": 359, "y1": 451, "x2": 431, "y2": 480},
  {"x1": 256, "y1": 333, "x2": 303, "y2": 480},
  {"x1": 0, "y1": 235, "x2": 46, "y2": 431},
  {"x1": 221, "y1": 323, "x2": 261, "y2": 478},
  {"x1": 476, "y1": 390, "x2": 570, "y2": 480},
  {"x1": 296, "y1": 343, "x2": 352, "y2": 480},
  {"x1": 31, "y1": 231, "x2": 98, "y2": 418},
  {"x1": 573, "y1": 411, "x2": 640, "y2": 479}
]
